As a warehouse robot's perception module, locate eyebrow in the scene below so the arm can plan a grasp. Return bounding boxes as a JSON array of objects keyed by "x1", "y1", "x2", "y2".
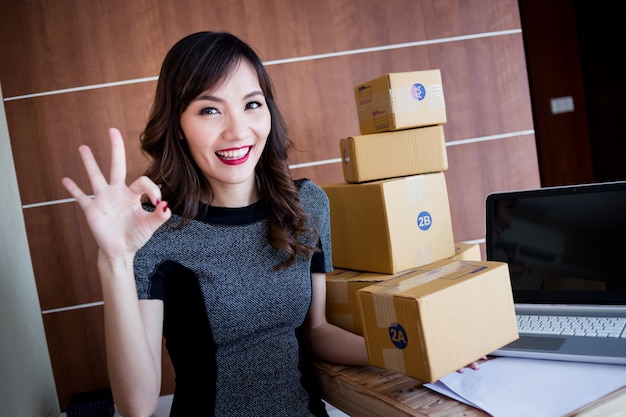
[{"x1": 193, "y1": 90, "x2": 265, "y2": 102}]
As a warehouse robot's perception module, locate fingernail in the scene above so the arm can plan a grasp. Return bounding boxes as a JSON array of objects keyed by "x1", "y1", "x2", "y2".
[
  {"x1": 162, "y1": 202, "x2": 168, "y2": 213},
  {"x1": 156, "y1": 198, "x2": 161, "y2": 205}
]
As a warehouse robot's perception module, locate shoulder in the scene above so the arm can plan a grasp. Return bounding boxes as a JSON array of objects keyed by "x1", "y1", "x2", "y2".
[
  {"x1": 295, "y1": 178, "x2": 328, "y2": 202},
  {"x1": 294, "y1": 179, "x2": 330, "y2": 230},
  {"x1": 295, "y1": 178, "x2": 329, "y2": 211}
]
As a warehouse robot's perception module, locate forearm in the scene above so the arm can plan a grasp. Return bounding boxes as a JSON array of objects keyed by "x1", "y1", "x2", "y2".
[
  {"x1": 98, "y1": 252, "x2": 161, "y2": 417},
  {"x1": 305, "y1": 322, "x2": 369, "y2": 366}
]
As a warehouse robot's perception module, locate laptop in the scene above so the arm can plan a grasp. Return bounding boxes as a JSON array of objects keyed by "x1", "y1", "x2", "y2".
[{"x1": 485, "y1": 180, "x2": 626, "y2": 364}]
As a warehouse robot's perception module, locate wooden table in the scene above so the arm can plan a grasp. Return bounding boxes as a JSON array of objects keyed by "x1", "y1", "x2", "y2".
[{"x1": 313, "y1": 361, "x2": 626, "y2": 417}]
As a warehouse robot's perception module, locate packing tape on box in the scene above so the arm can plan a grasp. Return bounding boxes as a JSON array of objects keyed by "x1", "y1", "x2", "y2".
[
  {"x1": 369, "y1": 261, "x2": 497, "y2": 379},
  {"x1": 372, "y1": 267, "x2": 446, "y2": 376},
  {"x1": 371, "y1": 262, "x2": 483, "y2": 376},
  {"x1": 382, "y1": 348, "x2": 406, "y2": 374},
  {"x1": 327, "y1": 282, "x2": 349, "y2": 304},
  {"x1": 371, "y1": 261, "x2": 475, "y2": 329},
  {"x1": 327, "y1": 270, "x2": 362, "y2": 304},
  {"x1": 371, "y1": 269, "x2": 434, "y2": 328},
  {"x1": 405, "y1": 175, "x2": 427, "y2": 206},
  {"x1": 414, "y1": 245, "x2": 433, "y2": 266}
]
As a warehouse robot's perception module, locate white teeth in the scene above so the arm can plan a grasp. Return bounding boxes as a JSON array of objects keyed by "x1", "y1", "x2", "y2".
[{"x1": 216, "y1": 147, "x2": 250, "y2": 159}]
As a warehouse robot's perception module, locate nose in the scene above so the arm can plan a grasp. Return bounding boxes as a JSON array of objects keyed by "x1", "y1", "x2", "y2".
[{"x1": 222, "y1": 109, "x2": 248, "y2": 141}]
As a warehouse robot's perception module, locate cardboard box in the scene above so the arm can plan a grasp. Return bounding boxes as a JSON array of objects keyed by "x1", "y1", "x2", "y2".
[
  {"x1": 323, "y1": 172, "x2": 455, "y2": 274},
  {"x1": 357, "y1": 260, "x2": 519, "y2": 382},
  {"x1": 326, "y1": 243, "x2": 482, "y2": 336},
  {"x1": 340, "y1": 125, "x2": 448, "y2": 183},
  {"x1": 355, "y1": 70, "x2": 446, "y2": 135},
  {"x1": 450, "y1": 242, "x2": 482, "y2": 262},
  {"x1": 325, "y1": 269, "x2": 382, "y2": 336}
]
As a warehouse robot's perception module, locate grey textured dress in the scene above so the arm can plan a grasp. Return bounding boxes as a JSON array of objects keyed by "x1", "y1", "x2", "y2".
[{"x1": 134, "y1": 179, "x2": 332, "y2": 416}]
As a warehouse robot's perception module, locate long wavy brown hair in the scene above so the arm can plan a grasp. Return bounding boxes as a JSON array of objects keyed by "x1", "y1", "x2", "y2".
[{"x1": 140, "y1": 31, "x2": 318, "y2": 269}]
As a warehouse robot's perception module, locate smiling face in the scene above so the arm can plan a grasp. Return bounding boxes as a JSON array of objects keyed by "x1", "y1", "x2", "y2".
[{"x1": 180, "y1": 59, "x2": 271, "y2": 207}]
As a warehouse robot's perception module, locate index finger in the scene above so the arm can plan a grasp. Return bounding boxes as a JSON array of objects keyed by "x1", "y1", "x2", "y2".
[{"x1": 108, "y1": 127, "x2": 127, "y2": 185}]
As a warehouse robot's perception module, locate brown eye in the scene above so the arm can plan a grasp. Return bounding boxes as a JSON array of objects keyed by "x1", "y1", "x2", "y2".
[{"x1": 199, "y1": 107, "x2": 219, "y2": 115}]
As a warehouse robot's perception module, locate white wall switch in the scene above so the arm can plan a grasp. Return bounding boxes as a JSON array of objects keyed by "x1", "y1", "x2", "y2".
[{"x1": 550, "y1": 96, "x2": 575, "y2": 114}]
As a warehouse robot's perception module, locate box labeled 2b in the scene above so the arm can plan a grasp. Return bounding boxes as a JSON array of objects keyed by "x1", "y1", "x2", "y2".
[{"x1": 323, "y1": 172, "x2": 455, "y2": 274}]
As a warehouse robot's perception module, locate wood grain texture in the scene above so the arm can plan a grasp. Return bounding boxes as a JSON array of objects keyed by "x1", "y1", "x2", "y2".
[
  {"x1": 7, "y1": 34, "x2": 533, "y2": 206},
  {"x1": 23, "y1": 203, "x2": 101, "y2": 311},
  {"x1": 267, "y1": 34, "x2": 535, "y2": 155},
  {"x1": 6, "y1": 82, "x2": 156, "y2": 205},
  {"x1": 42, "y1": 306, "x2": 109, "y2": 411},
  {"x1": 314, "y1": 361, "x2": 488, "y2": 417},
  {"x1": 42, "y1": 306, "x2": 176, "y2": 410},
  {"x1": 445, "y1": 135, "x2": 541, "y2": 242},
  {"x1": 0, "y1": 0, "x2": 521, "y2": 98}
]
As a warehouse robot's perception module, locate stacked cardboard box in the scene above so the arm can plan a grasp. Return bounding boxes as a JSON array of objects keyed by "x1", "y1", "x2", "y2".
[
  {"x1": 358, "y1": 260, "x2": 518, "y2": 382},
  {"x1": 323, "y1": 70, "x2": 455, "y2": 274},
  {"x1": 323, "y1": 172, "x2": 454, "y2": 274},
  {"x1": 326, "y1": 243, "x2": 483, "y2": 336},
  {"x1": 354, "y1": 70, "x2": 446, "y2": 135},
  {"x1": 322, "y1": 70, "x2": 518, "y2": 382}
]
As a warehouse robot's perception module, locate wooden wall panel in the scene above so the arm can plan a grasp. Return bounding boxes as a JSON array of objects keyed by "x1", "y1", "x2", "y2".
[
  {"x1": 0, "y1": 1, "x2": 164, "y2": 97},
  {"x1": 40, "y1": 305, "x2": 182, "y2": 409},
  {"x1": 24, "y1": 203, "x2": 101, "y2": 311},
  {"x1": 6, "y1": 83, "x2": 156, "y2": 205},
  {"x1": 42, "y1": 306, "x2": 109, "y2": 410},
  {"x1": 42, "y1": 306, "x2": 176, "y2": 409},
  {"x1": 437, "y1": 36, "x2": 534, "y2": 138},
  {"x1": 268, "y1": 34, "x2": 533, "y2": 153},
  {"x1": 0, "y1": 0, "x2": 537, "y2": 411},
  {"x1": 446, "y1": 136, "x2": 540, "y2": 242},
  {"x1": 0, "y1": 0, "x2": 521, "y2": 98}
]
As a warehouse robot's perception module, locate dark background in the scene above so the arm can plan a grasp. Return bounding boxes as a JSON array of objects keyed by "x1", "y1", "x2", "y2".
[{"x1": 520, "y1": 0, "x2": 626, "y2": 186}]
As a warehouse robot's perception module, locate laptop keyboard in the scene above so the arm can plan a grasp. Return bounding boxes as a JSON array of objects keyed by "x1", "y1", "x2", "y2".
[{"x1": 517, "y1": 315, "x2": 626, "y2": 338}]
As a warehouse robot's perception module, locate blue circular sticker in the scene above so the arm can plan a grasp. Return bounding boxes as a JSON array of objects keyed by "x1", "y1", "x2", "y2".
[
  {"x1": 417, "y1": 211, "x2": 432, "y2": 231},
  {"x1": 389, "y1": 323, "x2": 408, "y2": 349},
  {"x1": 411, "y1": 83, "x2": 426, "y2": 101}
]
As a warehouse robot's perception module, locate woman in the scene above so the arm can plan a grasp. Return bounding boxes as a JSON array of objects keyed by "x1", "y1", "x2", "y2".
[
  {"x1": 62, "y1": 31, "x2": 482, "y2": 416},
  {"x1": 62, "y1": 31, "x2": 368, "y2": 416}
]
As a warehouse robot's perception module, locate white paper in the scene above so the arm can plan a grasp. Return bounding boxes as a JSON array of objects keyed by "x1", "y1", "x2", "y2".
[{"x1": 425, "y1": 357, "x2": 626, "y2": 417}]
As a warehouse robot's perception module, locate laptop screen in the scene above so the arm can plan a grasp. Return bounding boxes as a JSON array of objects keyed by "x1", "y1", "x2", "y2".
[{"x1": 485, "y1": 181, "x2": 626, "y2": 305}]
